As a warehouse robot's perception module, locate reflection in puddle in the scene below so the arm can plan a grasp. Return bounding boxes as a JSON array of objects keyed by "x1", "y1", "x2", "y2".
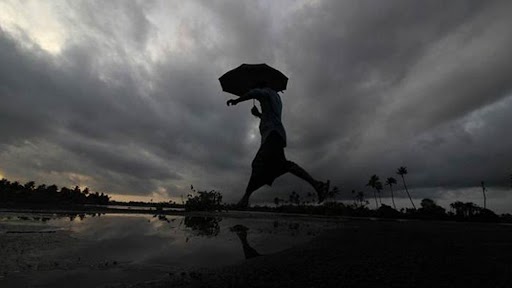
[
  {"x1": 230, "y1": 224, "x2": 261, "y2": 259},
  {"x1": 184, "y1": 216, "x2": 221, "y2": 237},
  {"x1": 0, "y1": 212, "x2": 344, "y2": 287}
]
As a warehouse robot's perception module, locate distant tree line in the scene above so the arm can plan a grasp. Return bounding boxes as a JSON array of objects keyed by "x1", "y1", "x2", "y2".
[
  {"x1": 226, "y1": 166, "x2": 512, "y2": 223},
  {"x1": 235, "y1": 198, "x2": 511, "y2": 223},
  {"x1": 0, "y1": 178, "x2": 109, "y2": 207}
]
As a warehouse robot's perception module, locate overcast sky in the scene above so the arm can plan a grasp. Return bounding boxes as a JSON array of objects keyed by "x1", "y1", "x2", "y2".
[{"x1": 1, "y1": 0, "x2": 511, "y2": 212}]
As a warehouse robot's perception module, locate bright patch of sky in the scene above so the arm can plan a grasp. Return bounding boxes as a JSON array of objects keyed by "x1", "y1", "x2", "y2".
[
  {"x1": 462, "y1": 93, "x2": 512, "y2": 135},
  {"x1": 144, "y1": 1, "x2": 222, "y2": 61},
  {"x1": 0, "y1": 0, "x2": 69, "y2": 54}
]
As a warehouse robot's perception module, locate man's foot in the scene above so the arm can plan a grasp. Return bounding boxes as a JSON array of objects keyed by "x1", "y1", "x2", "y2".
[{"x1": 314, "y1": 180, "x2": 330, "y2": 204}]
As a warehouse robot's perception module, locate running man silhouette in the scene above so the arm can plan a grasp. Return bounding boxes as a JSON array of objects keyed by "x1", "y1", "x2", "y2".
[{"x1": 227, "y1": 82, "x2": 330, "y2": 208}]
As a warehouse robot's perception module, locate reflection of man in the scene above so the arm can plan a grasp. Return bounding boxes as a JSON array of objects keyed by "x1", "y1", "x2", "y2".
[
  {"x1": 227, "y1": 82, "x2": 330, "y2": 208},
  {"x1": 230, "y1": 225, "x2": 260, "y2": 259}
]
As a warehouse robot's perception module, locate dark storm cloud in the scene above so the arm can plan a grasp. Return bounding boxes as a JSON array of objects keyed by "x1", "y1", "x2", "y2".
[
  {"x1": 199, "y1": 1, "x2": 277, "y2": 61},
  {"x1": 71, "y1": 0, "x2": 152, "y2": 47},
  {"x1": 395, "y1": 96, "x2": 512, "y2": 188},
  {"x1": 0, "y1": 29, "x2": 58, "y2": 143},
  {"x1": 280, "y1": 0, "x2": 500, "y2": 144},
  {"x1": 0, "y1": 24, "x2": 178, "y2": 190},
  {"x1": 1, "y1": 0, "x2": 512, "y2": 207},
  {"x1": 274, "y1": 0, "x2": 512, "y2": 192},
  {"x1": 0, "y1": 1, "x2": 262, "y2": 196}
]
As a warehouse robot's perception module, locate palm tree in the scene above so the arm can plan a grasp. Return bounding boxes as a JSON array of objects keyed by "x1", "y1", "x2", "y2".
[
  {"x1": 386, "y1": 177, "x2": 397, "y2": 210},
  {"x1": 396, "y1": 166, "x2": 416, "y2": 209},
  {"x1": 356, "y1": 191, "x2": 367, "y2": 207},
  {"x1": 367, "y1": 175, "x2": 382, "y2": 209},
  {"x1": 375, "y1": 181, "x2": 383, "y2": 205},
  {"x1": 352, "y1": 190, "x2": 366, "y2": 207},
  {"x1": 480, "y1": 181, "x2": 487, "y2": 209}
]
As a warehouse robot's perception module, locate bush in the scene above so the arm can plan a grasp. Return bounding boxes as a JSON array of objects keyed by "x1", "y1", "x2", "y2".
[
  {"x1": 475, "y1": 208, "x2": 499, "y2": 222},
  {"x1": 185, "y1": 190, "x2": 223, "y2": 211},
  {"x1": 375, "y1": 204, "x2": 401, "y2": 218},
  {"x1": 416, "y1": 198, "x2": 447, "y2": 220}
]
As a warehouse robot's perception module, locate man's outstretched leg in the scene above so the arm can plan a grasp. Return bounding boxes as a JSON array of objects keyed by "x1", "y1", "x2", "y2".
[{"x1": 286, "y1": 161, "x2": 330, "y2": 203}]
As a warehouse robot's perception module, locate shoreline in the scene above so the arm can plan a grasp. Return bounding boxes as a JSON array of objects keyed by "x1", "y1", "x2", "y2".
[
  {"x1": 2, "y1": 207, "x2": 512, "y2": 226},
  {"x1": 0, "y1": 207, "x2": 185, "y2": 216}
]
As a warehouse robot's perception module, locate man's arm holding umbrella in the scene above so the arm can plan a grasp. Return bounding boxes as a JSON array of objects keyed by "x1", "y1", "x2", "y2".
[
  {"x1": 226, "y1": 88, "x2": 264, "y2": 106},
  {"x1": 226, "y1": 89, "x2": 263, "y2": 118}
]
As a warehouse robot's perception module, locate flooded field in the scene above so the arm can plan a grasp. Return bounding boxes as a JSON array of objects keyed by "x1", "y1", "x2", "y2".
[{"x1": 0, "y1": 212, "x2": 345, "y2": 287}]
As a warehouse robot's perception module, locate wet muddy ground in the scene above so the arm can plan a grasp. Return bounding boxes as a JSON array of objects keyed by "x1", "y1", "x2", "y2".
[
  {"x1": 0, "y1": 211, "x2": 343, "y2": 287},
  {"x1": 2, "y1": 212, "x2": 512, "y2": 287}
]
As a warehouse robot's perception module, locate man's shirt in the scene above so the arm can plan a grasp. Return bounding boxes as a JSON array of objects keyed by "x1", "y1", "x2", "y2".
[{"x1": 247, "y1": 88, "x2": 287, "y2": 147}]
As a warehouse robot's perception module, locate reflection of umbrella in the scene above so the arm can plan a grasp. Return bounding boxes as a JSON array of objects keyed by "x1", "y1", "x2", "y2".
[{"x1": 219, "y1": 63, "x2": 288, "y2": 97}]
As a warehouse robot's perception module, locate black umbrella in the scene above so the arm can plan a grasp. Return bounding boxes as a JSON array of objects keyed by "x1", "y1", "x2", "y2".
[{"x1": 219, "y1": 63, "x2": 288, "y2": 96}]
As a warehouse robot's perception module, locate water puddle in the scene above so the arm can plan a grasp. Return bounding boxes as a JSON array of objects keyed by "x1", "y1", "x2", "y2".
[{"x1": 0, "y1": 212, "x2": 345, "y2": 287}]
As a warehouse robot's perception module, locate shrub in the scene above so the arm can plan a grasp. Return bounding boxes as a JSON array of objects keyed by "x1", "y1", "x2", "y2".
[
  {"x1": 185, "y1": 190, "x2": 223, "y2": 211},
  {"x1": 375, "y1": 204, "x2": 401, "y2": 218}
]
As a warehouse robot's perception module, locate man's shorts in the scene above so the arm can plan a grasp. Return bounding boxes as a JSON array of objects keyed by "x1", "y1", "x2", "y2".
[{"x1": 250, "y1": 131, "x2": 288, "y2": 186}]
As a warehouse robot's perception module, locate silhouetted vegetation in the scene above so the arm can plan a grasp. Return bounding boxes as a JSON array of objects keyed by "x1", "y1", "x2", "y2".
[
  {"x1": 416, "y1": 198, "x2": 447, "y2": 220},
  {"x1": 231, "y1": 198, "x2": 509, "y2": 223},
  {"x1": 3, "y1": 167, "x2": 511, "y2": 226},
  {"x1": 219, "y1": 169, "x2": 510, "y2": 222},
  {"x1": 375, "y1": 204, "x2": 401, "y2": 218},
  {"x1": 352, "y1": 190, "x2": 369, "y2": 208},
  {"x1": 385, "y1": 177, "x2": 398, "y2": 210},
  {"x1": 397, "y1": 166, "x2": 416, "y2": 209},
  {"x1": 481, "y1": 181, "x2": 487, "y2": 209},
  {"x1": 184, "y1": 186, "x2": 223, "y2": 212},
  {"x1": 0, "y1": 178, "x2": 109, "y2": 207},
  {"x1": 367, "y1": 175, "x2": 382, "y2": 208},
  {"x1": 449, "y1": 201, "x2": 499, "y2": 222}
]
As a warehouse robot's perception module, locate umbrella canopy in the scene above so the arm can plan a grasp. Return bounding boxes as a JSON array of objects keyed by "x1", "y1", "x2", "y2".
[{"x1": 219, "y1": 63, "x2": 288, "y2": 97}]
